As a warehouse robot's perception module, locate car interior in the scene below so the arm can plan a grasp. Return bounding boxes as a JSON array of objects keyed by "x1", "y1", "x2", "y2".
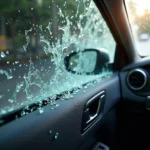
[{"x1": 0, "y1": 0, "x2": 150, "y2": 150}]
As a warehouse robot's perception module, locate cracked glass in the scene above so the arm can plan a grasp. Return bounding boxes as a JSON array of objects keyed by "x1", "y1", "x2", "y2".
[{"x1": 0, "y1": 0, "x2": 116, "y2": 116}]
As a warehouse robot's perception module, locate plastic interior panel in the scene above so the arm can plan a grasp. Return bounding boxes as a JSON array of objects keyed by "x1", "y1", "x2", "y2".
[{"x1": 0, "y1": 74, "x2": 120, "y2": 150}]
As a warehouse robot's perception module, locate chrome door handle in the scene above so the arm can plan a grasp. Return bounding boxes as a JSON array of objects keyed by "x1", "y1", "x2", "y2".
[{"x1": 81, "y1": 91, "x2": 106, "y2": 133}]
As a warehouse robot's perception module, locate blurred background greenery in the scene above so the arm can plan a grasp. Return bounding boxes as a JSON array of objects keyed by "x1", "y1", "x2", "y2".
[{"x1": 0, "y1": 0, "x2": 88, "y2": 64}]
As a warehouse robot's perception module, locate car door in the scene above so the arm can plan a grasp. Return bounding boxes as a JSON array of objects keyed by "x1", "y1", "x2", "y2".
[{"x1": 0, "y1": 0, "x2": 129, "y2": 150}]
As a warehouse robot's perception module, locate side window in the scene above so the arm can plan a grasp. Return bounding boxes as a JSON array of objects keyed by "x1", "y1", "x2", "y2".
[{"x1": 0, "y1": 0, "x2": 116, "y2": 115}]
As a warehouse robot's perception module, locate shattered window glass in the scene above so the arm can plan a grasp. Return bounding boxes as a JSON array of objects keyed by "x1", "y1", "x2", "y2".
[{"x1": 0, "y1": 0, "x2": 116, "y2": 116}]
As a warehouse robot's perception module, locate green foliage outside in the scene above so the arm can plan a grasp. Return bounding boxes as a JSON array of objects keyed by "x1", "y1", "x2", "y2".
[{"x1": 0, "y1": 0, "x2": 87, "y2": 52}]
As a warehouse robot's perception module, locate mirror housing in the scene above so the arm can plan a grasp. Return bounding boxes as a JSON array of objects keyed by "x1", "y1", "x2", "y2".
[{"x1": 64, "y1": 48, "x2": 110, "y2": 75}]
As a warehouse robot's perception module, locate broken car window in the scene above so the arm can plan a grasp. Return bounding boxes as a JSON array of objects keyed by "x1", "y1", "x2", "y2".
[{"x1": 0, "y1": 0, "x2": 116, "y2": 116}]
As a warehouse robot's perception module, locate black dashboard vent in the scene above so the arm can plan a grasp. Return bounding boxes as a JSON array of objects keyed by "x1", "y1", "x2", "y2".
[{"x1": 127, "y1": 69, "x2": 147, "y2": 90}]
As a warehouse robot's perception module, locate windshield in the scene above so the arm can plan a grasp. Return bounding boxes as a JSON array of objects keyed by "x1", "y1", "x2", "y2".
[{"x1": 125, "y1": 0, "x2": 150, "y2": 56}]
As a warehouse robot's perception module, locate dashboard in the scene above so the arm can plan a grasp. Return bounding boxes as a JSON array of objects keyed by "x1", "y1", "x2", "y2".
[{"x1": 120, "y1": 58, "x2": 150, "y2": 112}]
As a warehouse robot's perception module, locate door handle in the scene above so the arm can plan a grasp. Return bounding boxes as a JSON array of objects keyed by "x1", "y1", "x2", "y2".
[
  {"x1": 81, "y1": 91, "x2": 106, "y2": 133},
  {"x1": 86, "y1": 108, "x2": 98, "y2": 124}
]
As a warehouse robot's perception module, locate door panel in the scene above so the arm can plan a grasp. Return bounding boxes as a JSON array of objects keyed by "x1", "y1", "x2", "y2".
[{"x1": 0, "y1": 74, "x2": 120, "y2": 150}]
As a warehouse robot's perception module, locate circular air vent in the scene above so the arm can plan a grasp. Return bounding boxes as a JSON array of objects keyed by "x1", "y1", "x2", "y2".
[{"x1": 127, "y1": 69, "x2": 147, "y2": 90}]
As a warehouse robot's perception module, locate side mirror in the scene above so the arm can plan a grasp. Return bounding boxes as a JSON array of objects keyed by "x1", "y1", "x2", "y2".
[{"x1": 64, "y1": 48, "x2": 110, "y2": 75}]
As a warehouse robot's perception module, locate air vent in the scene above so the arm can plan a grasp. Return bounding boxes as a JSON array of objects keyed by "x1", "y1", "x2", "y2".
[{"x1": 127, "y1": 69, "x2": 147, "y2": 90}]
